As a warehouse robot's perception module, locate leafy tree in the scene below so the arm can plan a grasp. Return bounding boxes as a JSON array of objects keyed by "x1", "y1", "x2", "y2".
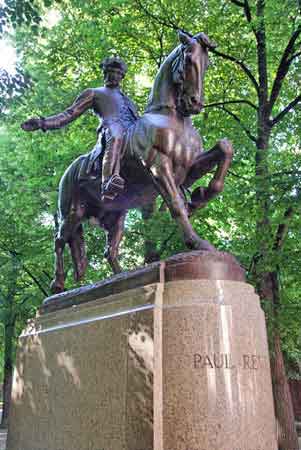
[
  {"x1": 129, "y1": 3, "x2": 301, "y2": 448},
  {"x1": 0, "y1": 252, "x2": 41, "y2": 428},
  {"x1": 1, "y1": 1, "x2": 301, "y2": 448}
]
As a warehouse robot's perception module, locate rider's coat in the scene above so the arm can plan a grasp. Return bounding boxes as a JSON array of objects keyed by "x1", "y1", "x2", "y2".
[{"x1": 40, "y1": 87, "x2": 139, "y2": 176}]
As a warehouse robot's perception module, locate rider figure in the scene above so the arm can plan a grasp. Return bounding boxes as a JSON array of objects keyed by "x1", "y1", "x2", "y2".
[{"x1": 22, "y1": 56, "x2": 139, "y2": 201}]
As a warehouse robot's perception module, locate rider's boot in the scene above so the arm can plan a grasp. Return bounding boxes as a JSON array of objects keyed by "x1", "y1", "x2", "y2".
[
  {"x1": 101, "y1": 174, "x2": 125, "y2": 201},
  {"x1": 101, "y1": 134, "x2": 125, "y2": 201}
]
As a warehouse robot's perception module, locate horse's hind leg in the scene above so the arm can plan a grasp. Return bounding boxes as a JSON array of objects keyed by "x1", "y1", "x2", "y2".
[
  {"x1": 155, "y1": 155, "x2": 215, "y2": 251},
  {"x1": 186, "y1": 139, "x2": 233, "y2": 212},
  {"x1": 50, "y1": 222, "x2": 68, "y2": 294},
  {"x1": 103, "y1": 211, "x2": 126, "y2": 274},
  {"x1": 69, "y1": 224, "x2": 88, "y2": 282},
  {"x1": 50, "y1": 205, "x2": 86, "y2": 293}
]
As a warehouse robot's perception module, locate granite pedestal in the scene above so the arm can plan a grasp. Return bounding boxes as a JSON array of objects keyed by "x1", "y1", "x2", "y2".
[{"x1": 7, "y1": 251, "x2": 277, "y2": 450}]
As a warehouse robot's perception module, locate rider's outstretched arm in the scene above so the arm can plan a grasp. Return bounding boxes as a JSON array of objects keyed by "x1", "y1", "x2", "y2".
[{"x1": 21, "y1": 88, "x2": 95, "y2": 132}]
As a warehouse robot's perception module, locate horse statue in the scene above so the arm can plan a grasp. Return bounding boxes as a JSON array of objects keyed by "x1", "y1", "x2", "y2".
[{"x1": 26, "y1": 31, "x2": 234, "y2": 293}]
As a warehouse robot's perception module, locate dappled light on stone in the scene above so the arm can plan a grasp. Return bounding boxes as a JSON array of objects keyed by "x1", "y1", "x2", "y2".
[
  {"x1": 11, "y1": 367, "x2": 24, "y2": 404},
  {"x1": 7, "y1": 252, "x2": 277, "y2": 450},
  {"x1": 128, "y1": 323, "x2": 154, "y2": 373},
  {"x1": 57, "y1": 352, "x2": 81, "y2": 388}
]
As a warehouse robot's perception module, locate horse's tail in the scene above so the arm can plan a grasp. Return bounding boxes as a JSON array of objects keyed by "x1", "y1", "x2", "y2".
[{"x1": 57, "y1": 155, "x2": 87, "y2": 220}]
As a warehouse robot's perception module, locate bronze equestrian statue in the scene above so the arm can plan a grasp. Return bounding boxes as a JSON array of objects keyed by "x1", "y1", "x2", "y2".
[{"x1": 22, "y1": 31, "x2": 234, "y2": 293}]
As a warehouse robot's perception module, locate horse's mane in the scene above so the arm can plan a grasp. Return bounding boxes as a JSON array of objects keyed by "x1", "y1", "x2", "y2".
[
  {"x1": 171, "y1": 45, "x2": 185, "y2": 86},
  {"x1": 146, "y1": 33, "x2": 214, "y2": 113},
  {"x1": 145, "y1": 45, "x2": 184, "y2": 112}
]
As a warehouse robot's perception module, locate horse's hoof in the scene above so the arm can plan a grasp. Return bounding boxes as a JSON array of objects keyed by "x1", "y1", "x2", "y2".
[
  {"x1": 112, "y1": 264, "x2": 122, "y2": 274},
  {"x1": 208, "y1": 179, "x2": 224, "y2": 194},
  {"x1": 188, "y1": 202, "x2": 205, "y2": 216},
  {"x1": 50, "y1": 280, "x2": 64, "y2": 294},
  {"x1": 219, "y1": 139, "x2": 234, "y2": 158}
]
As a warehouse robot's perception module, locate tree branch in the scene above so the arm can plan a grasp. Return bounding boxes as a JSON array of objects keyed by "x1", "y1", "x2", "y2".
[
  {"x1": 230, "y1": 0, "x2": 245, "y2": 6},
  {"x1": 230, "y1": 0, "x2": 253, "y2": 24},
  {"x1": 134, "y1": 0, "x2": 181, "y2": 32},
  {"x1": 218, "y1": 105, "x2": 257, "y2": 142},
  {"x1": 273, "y1": 206, "x2": 294, "y2": 251},
  {"x1": 0, "y1": 243, "x2": 49, "y2": 297},
  {"x1": 228, "y1": 170, "x2": 251, "y2": 181},
  {"x1": 243, "y1": 0, "x2": 252, "y2": 23},
  {"x1": 18, "y1": 295, "x2": 31, "y2": 307},
  {"x1": 270, "y1": 170, "x2": 301, "y2": 178},
  {"x1": 269, "y1": 25, "x2": 301, "y2": 111},
  {"x1": 0, "y1": 242, "x2": 21, "y2": 257},
  {"x1": 43, "y1": 270, "x2": 53, "y2": 281},
  {"x1": 120, "y1": 28, "x2": 164, "y2": 68},
  {"x1": 287, "y1": 50, "x2": 301, "y2": 65},
  {"x1": 22, "y1": 265, "x2": 49, "y2": 297},
  {"x1": 270, "y1": 94, "x2": 301, "y2": 126},
  {"x1": 211, "y1": 48, "x2": 259, "y2": 93},
  {"x1": 205, "y1": 99, "x2": 257, "y2": 110},
  {"x1": 255, "y1": 0, "x2": 268, "y2": 105}
]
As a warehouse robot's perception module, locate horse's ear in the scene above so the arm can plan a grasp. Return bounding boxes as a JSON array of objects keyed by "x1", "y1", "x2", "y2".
[
  {"x1": 194, "y1": 32, "x2": 217, "y2": 50},
  {"x1": 178, "y1": 30, "x2": 193, "y2": 46}
]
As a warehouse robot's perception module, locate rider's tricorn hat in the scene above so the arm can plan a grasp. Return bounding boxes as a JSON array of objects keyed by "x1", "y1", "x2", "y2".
[{"x1": 100, "y1": 56, "x2": 128, "y2": 76}]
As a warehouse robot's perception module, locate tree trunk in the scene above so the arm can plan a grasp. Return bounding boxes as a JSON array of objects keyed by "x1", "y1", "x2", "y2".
[
  {"x1": 1, "y1": 322, "x2": 15, "y2": 429},
  {"x1": 257, "y1": 270, "x2": 299, "y2": 450},
  {"x1": 271, "y1": 332, "x2": 299, "y2": 450},
  {"x1": 254, "y1": 87, "x2": 298, "y2": 445}
]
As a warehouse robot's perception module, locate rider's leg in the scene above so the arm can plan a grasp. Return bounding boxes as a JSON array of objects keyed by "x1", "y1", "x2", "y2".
[{"x1": 101, "y1": 124, "x2": 125, "y2": 201}]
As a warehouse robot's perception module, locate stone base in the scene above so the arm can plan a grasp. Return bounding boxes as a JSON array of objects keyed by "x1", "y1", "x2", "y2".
[{"x1": 7, "y1": 251, "x2": 277, "y2": 450}]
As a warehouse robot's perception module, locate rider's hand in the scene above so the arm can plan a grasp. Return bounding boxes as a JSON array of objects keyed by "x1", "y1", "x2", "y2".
[{"x1": 21, "y1": 118, "x2": 43, "y2": 132}]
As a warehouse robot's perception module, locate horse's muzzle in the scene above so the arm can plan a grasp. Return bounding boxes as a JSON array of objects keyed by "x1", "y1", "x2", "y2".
[
  {"x1": 180, "y1": 96, "x2": 203, "y2": 115},
  {"x1": 190, "y1": 96, "x2": 203, "y2": 111},
  {"x1": 190, "y1": 103, "x2": 203, "y2": 114}
]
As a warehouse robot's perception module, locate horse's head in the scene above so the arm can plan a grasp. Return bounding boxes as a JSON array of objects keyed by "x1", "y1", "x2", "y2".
[{"x1": 173, "y1": 31, "x2": 216, "y2": 116}]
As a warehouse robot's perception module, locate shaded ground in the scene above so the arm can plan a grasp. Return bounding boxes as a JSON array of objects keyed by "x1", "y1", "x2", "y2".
[
  {"x1": 0, "y1": 429, "x2": 7, "y2": 450},
  {"x1": 0, "y1": 409, "x2": 7, "y2": 450}
]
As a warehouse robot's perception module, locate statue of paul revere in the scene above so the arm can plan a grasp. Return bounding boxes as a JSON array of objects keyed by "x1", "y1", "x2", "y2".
[
  {"x1": 21, "y1": 32, "x2": 234, "y2": 293},
  {"x1": 22, "y1": 56, "x2": 139, "y2": 202}
]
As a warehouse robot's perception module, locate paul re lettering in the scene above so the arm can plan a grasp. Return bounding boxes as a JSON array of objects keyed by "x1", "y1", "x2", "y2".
[
  {"x1": 193, "y1": 353, "x2": 266, "y2": 370},
  {"x1": 194, "y1": 353, "x2": 235, "y2": 369},
  {"x1": 182, "y1": 448, "x2": 264, "y2": 450}
]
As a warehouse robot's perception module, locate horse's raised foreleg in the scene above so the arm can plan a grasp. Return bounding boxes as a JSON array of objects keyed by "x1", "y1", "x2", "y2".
[
  {"x1": 155, "y1": 154, "x2": 215, "y2": 251},
  {"x1": 186, "y1": 139, "x2": 233, "y2": 213},
  {"x1": 103, "y1": 211, "x2": 126, "y2": 273}
]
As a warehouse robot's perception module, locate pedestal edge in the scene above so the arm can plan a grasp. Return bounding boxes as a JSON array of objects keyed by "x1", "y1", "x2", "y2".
[{"x1": 42, "y1": 250, "x2": 245, "y2": 314}]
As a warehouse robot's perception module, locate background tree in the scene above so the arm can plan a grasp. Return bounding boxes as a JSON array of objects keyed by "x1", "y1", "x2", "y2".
[{"x1": 0, "y1": 1, "x2": 301, "y2": 448}]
